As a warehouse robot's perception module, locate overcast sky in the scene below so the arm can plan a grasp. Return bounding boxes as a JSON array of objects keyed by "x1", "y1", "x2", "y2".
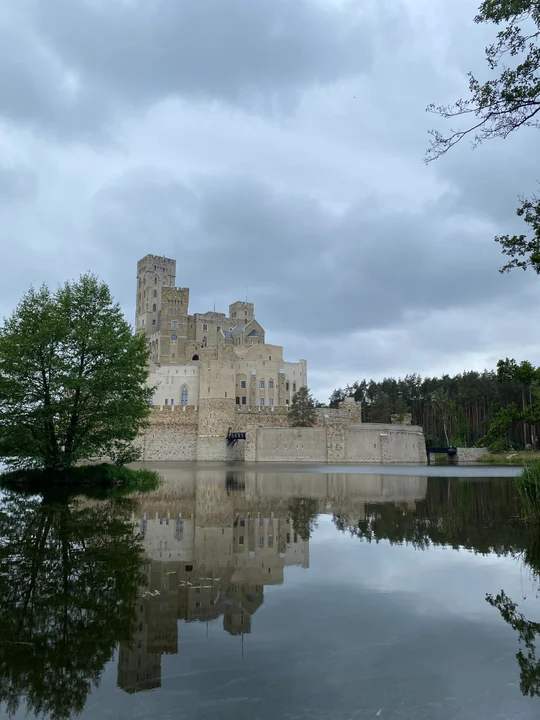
[{"x1": 1, "y1": 0, "x2": 539, "y2": 403}]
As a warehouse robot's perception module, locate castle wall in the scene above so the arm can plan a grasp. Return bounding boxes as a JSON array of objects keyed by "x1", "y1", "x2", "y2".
[
  {"x1": 255, "y1": 427, "x2": 327, "y2": 462},
  {"x1": 344, "y1": 424, "x2": 427, "y2": 464},
  {"x1": 135, "y1": 407, "x2": 198, "y2": 461},
  {"x1": 137, "y1": 404, "x2": 427, "y2": 464}
]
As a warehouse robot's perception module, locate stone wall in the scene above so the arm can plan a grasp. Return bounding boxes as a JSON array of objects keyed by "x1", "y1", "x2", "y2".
[
  {"x1": 138, "y1": 405, "x2": 427, "y2": 464},
  {"x1": 456, "y1": 447, "x2": 488, "y2": 464},
  {"x1": 135, "y1": 407, "x2": 198, "y2": 461},
  {"x1": 343, "y1": 424, "x2": 427, "y2": 464},
  {"x1": 255, "y1": 427, "x2": 327, "y2": 462}
]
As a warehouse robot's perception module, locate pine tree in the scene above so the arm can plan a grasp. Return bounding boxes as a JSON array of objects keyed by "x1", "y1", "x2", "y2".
[{"x1": 289, "y1": 386, "x2": 317, "y2": 427}]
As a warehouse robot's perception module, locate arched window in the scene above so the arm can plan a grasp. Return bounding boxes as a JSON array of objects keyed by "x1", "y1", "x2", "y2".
[
  {"x1": 181, "y1": 386, "x2": 188, "y2": 407},
  {"x1": 293, "y1": 382, "x2": 296, "y2": 392},
  {"x1": 202, "y1": 336, "x2": 207, "y2": 347},
  {"x1": 153, "y1": 289, "x2": 157, "y2": 297},
  {"x1": 152, "y1": 303, "x2": 156, "y2": 312},
  {"x1": 260, "y1": 379, "x2": 265, "y2": 389},
  {"x1": 268, "y1": 379, "x2": 274, "y2": 389},
  {"x1": 192, "y1": 354, "x2": 199, "y2": 361},
  {"x1": 154, "y1": 277, "x2": 157, "y2": 284}
]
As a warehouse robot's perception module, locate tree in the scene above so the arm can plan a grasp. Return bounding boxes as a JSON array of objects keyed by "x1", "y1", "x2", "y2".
[
  {"x1": 497, "y1": 358, "x2": 540, "y2": 446},
  {"x1": 329, "y1": 366, "x2": 540, "y2": 449},
  {"x1": 0, "y1": 489, "x2": 145, "y2": 719},
  {"x1": 487, "y1": 591, "x2": 540, "y2": 697},
  {"x1": 289, "y1": 386, "x2": 318, "y2": 427},
  {"x1": 0, "y1": 274, "x2": 152, "y2": 472},
  {"x1": 425, "y1": 0, "x2": 540, "y2": 273},
  {"x1": 288, "y1": 497, "x2": 319, "y2": 540}
]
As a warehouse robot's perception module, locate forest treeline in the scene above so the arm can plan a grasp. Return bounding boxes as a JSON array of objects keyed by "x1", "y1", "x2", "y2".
[{"x1": 328, "y1": 367, "x2": 540, "y2": 449}]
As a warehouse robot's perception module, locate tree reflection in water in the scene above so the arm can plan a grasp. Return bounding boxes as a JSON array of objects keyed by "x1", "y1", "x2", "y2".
[
  {"x1": 331, "y1": 476, "x2": 540, "y2": 699},
  {"x1": 0, "y1": 488, "x2": 145, "y2": 720},
  {"x1": 487, "y1": 530, "x2": 540, "y2": 699}
]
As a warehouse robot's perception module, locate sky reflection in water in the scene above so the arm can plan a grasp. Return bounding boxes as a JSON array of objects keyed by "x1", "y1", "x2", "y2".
[{"x1": 1, "y1": 465, "x2": 539, "y2": 720}]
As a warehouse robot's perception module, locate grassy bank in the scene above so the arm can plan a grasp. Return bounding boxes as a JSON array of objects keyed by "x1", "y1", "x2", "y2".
[
  {"x1": 477, "y1": 452, "x2": 540, "y2": 467},
  {"x1": 0, "y1": 463, "x2": 161, "y2": 494}
]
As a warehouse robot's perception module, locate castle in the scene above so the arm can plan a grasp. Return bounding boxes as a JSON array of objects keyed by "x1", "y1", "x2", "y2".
[
  {"x1": 136, "y1": 254, "x2": 427, "y2": 464},
  {"x1": 136, "y1": 254, "x2": 307, "y2": 409}
]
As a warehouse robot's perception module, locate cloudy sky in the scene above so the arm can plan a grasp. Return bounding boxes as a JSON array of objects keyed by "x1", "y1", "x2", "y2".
[{"x1": 1, "y1": 0, "x2": 538, "y2": 403}]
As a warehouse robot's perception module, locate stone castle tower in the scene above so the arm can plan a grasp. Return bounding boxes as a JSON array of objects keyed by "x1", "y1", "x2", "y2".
[{"x1": 136, "y1": 253, "x2": 308, "y2": 412}]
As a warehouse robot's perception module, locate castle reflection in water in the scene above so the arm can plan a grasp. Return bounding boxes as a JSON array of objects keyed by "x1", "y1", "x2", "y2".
[{"x1": 118, "y1": 466, "x2": 427, "y2": 693}]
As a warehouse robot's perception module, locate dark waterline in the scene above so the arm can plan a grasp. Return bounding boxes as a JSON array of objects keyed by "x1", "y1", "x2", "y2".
[{"x1": 1, "y1": 464, "x2": 539, "y2": 720}]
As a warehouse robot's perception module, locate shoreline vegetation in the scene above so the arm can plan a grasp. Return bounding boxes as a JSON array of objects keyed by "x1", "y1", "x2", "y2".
[
  {"x1": 0, "y1": 463, "x2": 161, "y2": 495},
  {"x1": 478, "y1": 452, "x2": 540, "y2": 467}
]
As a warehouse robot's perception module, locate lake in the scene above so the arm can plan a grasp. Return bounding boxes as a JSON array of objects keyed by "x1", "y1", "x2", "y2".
[{"x1": 1, "y1": 462, "x2": 539, "y2": 720}]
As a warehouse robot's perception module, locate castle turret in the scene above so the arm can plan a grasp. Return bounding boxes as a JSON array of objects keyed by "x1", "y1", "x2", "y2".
[{"x1": 229, "y1": 301, "x2": 254, "y2": 327}]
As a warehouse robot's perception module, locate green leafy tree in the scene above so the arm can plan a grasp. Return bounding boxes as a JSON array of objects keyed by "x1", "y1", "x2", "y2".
[
  {"x1": 0, "y1": 274, "x2": 153, "y2": 471},
  {"x1": 425, "y1": 0, "x2": 540, "y2": 273},
  {"x1": 0, "y1": 489, "x2": 145, "y2": 719},
  {"x1": 289, "y1": 386, "x2": 318, "y2": 427}
]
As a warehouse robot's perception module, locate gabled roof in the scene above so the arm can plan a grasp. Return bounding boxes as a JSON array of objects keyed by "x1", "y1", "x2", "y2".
[
  {"x1": 230, "y1": 325, "x2": 246, "y2": 336},
  {"x1": 247, "y1": 329, "x2": 263, "y2": 337}
]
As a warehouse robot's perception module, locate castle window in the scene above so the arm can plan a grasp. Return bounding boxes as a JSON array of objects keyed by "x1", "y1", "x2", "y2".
[
  {"x1": 170, "y1": 399, "x2": 174, "y2": 407},
  {"x1": 152, "y1": 303, "x2": 156, "y2": 312},
  {"x1": 192, "y1": 354, "x2": 199, "y2": 361},
  {"x1": 269, "y1": 398, "x2": 273, "y2": 406},
  {"x1": 202, "y1": 337, "x2": 207, "y2": 347},
  {"x1": 165, "y1": 399, "x2": 168, "y2": 406},
  {"x1": 239, "y1": 536, "x2": 244, "y2": 545},
  {"x1": 153, "y1": 289, "x2": 157, "y2": 297},
  {"x1": 268, "y1": 380, "x2": 274, "y2": 389},
  {"x1": 217, "y1": 326, "x2": 221, "y2": 332},
  {"x1": 286, "y1": 381, "x2": 290, "y2": 391},
  {"x1": 286, "y1": 399, "x2": 289, "y2": 405},
  {"x1": 242, "y1": 397, "x2": 247, "y2": 405},
  {"x1": 203, "y1": 323, "x2": 208, "y2": 330},
  {"x1": 259, "y1": 380, "x2": 264, "y2": 389},
  {"x1": 260, "y1": 398, "x2": 264, "y2": 406},
  {"x1": 293, "y1": 382, "x2": 297, "y2": 392},
  {"x1": 172, "y1": 321, "x2": 178, "y2": 328},
  {"x1": 181, "y1": 386, "x2": 188, "y2": 406},
  {"x1": 236, "y1": 397, "x2": 240, "y2": 405},
  {"x1": 152, "y1": 319, "x2": 156, "y2": 326},
  {"x1": 241, "y1": 380, "x2": 246, "y2": 388},
  {"x1": 154, "y1": 277, "x2": 157, "y2": 284},
  {"x1": 269, "y1": 356, "x2": 271, "y2": 360}
]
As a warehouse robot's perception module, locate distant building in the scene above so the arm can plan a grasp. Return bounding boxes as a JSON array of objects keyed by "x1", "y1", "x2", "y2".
[{"x1": 136, "y1": 254, "x2": 307, "y2": 408}]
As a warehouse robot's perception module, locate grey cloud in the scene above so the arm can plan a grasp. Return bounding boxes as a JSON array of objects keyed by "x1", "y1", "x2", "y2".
[
  {"x1": 1, "y1": 0, "x2": 377, "y2": 136},
  {"x1": 0, "y1": 7, "x2": 109, "y2": 139},
  {"x1": 0, "y1": 163, "x2": 37, "y2": 201},
  {"x1": 87, "y1": 171, "x2": 533, "y2": 342}
]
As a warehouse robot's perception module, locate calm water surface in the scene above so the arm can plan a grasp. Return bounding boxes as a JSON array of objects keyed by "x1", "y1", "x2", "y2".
[{"x1": 1, "y1": 462, "x2": 540, "y2": 720}]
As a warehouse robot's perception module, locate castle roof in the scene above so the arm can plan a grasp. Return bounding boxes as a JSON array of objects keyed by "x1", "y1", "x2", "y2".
[
  {"x1": 230, "y1": 325, "x2": 247, "y2": 336},
  {"x1": 247, "y1": 329, "x2": 263, "y2": 338}
]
